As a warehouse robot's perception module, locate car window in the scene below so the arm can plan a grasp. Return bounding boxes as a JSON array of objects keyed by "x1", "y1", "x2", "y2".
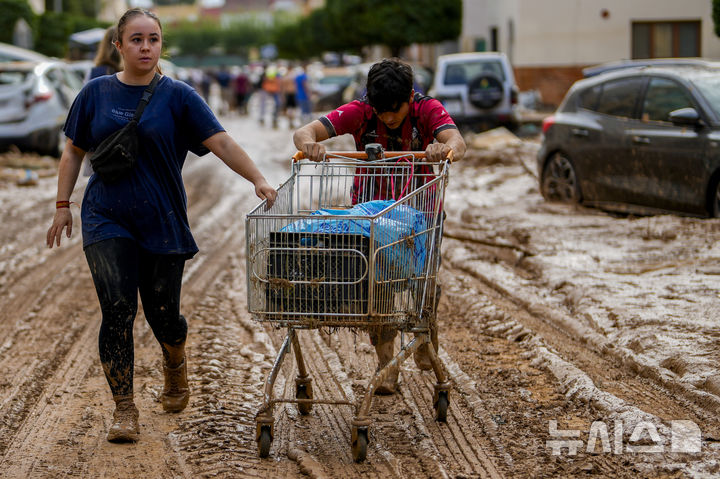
[
  {"x1": 0, "y1": 70, "x2": 27, "y2": 85},
  {"x1": 444, "y1": 64, "x2": 467, "y2": 85},
  {"x1": 443, "y1": 60, "x2": 505, "y2": 86},
  {"x1": 689, "y1": 73, "x2": 720, "y2": 118},
  {"x1": 578, "y1": 84, "x2": 602, "y2": 110},
  {"x1": 45, "y1": 67, "x2": 63, "y2": 87},
  {"x1": 62, "y1": 68, "x2": 82, "y2": 92},
  {"x1": 595, "y1": 77, "x2": 644, "y2": 118},
  {"x1": 641, "y1": 77, "x2": 694, "y2": 122}
]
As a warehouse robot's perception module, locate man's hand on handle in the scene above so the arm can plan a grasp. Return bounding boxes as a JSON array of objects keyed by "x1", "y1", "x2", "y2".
[
  {"x1": 425, "y1": 143, "x2": 453, "y2": 163},
  {"x1": 300, "y1": 142, "x2": 327, "y2": 162}
]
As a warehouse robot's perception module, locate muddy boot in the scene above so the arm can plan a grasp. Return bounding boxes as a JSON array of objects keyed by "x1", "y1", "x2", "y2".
[
  {"x1": 107, "y1": 395, "x2": 140, "y2": 443},
  {"x1": 161, "y1": 358, "x2": 189, "y2": 413},
  {"x1": 373, "y1": 338, "x2": 399, "y2": 395},
  {"x1": 160, "y1": 341, "x2": 189, "y2": 413}
]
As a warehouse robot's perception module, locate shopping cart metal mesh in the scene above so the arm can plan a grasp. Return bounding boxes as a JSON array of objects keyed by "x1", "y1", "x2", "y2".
[{"x1": 246, "y1": 154, "x2": 448, "y2": 329}]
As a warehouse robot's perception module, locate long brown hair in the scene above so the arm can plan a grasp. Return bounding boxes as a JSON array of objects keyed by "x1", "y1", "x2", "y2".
[
  {"x1": 116, "y1": 8, "x2": 163, "y2": 74},
  {"x1": 93, "y1": 26, "x2": 121, "y2": 73}
]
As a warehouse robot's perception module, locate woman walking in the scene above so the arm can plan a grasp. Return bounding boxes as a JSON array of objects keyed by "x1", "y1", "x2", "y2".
[{"x1": 46, "y1": 8, "x2": 276, "y2": 443}]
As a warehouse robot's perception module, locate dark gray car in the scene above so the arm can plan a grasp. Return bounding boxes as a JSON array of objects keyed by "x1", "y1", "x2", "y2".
[{"x1": 537, "y1": 65, "x2": 720, "y2": 217}]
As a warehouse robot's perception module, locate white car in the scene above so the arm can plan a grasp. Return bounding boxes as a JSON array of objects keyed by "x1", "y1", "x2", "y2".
[
  {"x1": 0, "y1": 61, "x2": 82, "y2": 157},
  {"x1": 0, "y1": 42, "x2": 50, "y2": 63},
  {"x1": 430, "y1": 52, "x2": 519, "y2": 130}
]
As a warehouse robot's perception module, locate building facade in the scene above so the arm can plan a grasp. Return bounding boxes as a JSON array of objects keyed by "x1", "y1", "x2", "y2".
[{"x1": 462, "y1": 0, "x2": 720, "y2": 105}]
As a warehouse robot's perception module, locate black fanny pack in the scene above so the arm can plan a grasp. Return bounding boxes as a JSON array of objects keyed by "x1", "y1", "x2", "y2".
[{"x1": 89, "y1": 73, "x2": 160, "y2": 183}]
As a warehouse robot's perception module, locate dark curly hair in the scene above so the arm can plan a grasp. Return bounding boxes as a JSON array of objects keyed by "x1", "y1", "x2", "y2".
[{"x1": 366, "y1": 58, "x2": 414, "y2": 113}]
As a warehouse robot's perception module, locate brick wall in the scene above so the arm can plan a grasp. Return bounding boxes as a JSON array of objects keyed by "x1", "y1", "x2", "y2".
[{"x1": 513, "y1": 66, "x2": 588, "y2": 108}]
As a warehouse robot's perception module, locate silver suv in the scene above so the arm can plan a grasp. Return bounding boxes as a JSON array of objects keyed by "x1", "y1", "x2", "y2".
[{"x1": 430, "y1": 52, "x2": 519, "y2": 130}]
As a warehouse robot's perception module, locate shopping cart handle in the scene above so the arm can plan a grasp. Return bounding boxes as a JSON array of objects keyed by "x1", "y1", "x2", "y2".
[{"x1": 292, "y1": 150, "x2": 454, "y2": 162}]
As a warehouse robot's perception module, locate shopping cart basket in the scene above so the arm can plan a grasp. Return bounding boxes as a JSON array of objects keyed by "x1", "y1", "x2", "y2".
[{"x1": 246, "y1": 148, "x2": 452, "y2": 461}]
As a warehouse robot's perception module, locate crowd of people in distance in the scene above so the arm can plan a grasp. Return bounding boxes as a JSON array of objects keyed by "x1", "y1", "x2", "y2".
[{"x1": 182, "y1": 62, "x2": 312, "y2": 128}]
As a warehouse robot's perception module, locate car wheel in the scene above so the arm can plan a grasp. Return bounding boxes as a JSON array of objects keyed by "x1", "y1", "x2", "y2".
[
  {"x1": 467, "y1": 73, "x2": 504, "y2": 110},
  {"x1": 541, "y1": 152, "x2": 582, "y2": 203}
]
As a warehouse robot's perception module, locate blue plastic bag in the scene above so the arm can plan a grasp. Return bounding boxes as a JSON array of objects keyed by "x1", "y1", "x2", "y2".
[{"x1": 281, "y1": 200, "x2": 428, "y2": 281}]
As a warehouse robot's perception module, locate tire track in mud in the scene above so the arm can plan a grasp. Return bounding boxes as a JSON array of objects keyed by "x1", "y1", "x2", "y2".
[
  {"x1": 170, "y1": 250, "x2": 300, "y2": 478},
  {"x1": 438, "y1": 253, "x2": 720, "y2": 476},
  {"x1": 279, "y1": 327, "x2": 504, "y2": 478},
  {"x1": 442, "y1": 240, "x2": 719, "y2": 436},
  {"x1": 0, "y1": 247, "x2": 96, "y2": 467}
]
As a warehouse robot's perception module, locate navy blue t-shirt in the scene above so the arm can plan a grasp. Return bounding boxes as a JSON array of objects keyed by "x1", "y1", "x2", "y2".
[{"x1": 64, "y1": 74, "x2": 224, "y2": 257}]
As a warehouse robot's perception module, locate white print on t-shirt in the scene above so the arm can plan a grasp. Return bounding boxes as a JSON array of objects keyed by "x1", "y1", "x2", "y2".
[{"x1": 111, "y1": 107, "x2": 136, "y2": 122}]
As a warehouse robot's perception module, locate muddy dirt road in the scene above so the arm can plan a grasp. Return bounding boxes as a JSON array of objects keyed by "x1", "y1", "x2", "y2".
[{"x1": 1, "y1": 117, "x2": 719, "y2": 478}]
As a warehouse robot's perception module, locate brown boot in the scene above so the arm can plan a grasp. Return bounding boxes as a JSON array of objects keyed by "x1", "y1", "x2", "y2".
[
  {"x1": 161, "y1": 358, "x2": 189, "y2": 413},
  {"x1": 107, "y1": 395, "x2": 139, "y2": 443},
  {"x1": 374, "y1": 337, "x2": 399, "y2": 395}
]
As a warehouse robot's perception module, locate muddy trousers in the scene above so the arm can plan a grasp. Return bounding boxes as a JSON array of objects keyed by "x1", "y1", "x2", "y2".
[{"x1": 84, "y1": 238, "x2": 187, "y2": 398}]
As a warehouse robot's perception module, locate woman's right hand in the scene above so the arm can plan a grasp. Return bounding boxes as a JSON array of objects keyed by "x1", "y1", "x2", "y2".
[{"x1": 46, "y1": 208, "x2": 73, "y2": 248}]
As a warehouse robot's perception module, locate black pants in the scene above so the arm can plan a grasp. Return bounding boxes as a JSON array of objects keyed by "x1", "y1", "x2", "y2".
[{"x1": 85, "y1": 238, "x2": 187, "y2": 397}]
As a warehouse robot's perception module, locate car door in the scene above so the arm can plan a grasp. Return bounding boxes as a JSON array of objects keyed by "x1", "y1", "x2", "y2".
[
  {"x1": 626, "y1": 76, "x2": 708, "y2": 213},
  {"x1": 587, "y1": 76, "x2": 646, "y2": 204}
]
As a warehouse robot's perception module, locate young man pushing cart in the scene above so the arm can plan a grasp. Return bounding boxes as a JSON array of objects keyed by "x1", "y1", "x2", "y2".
[{"x1": 293, "y1": 58, "x2": 466, "y2": 394}]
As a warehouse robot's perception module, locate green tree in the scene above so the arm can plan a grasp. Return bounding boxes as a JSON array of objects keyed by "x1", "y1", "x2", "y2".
[
  {"x1": 324, "y1": 0, "x2": 461, "y2": 57},
  {"x1": 36, "y1": 12, "x2": 68, "y2": 57},
  {"x1": 165, "y1": 21, "x2": 223, "y2": 57},
  {"x1": 44, "y1": 0, "x2": 97, "y2": 18},
  {"x1": 714, "y1": 0, "x2": 720, "y2": 36},
  {"x1": 0, "y1": 0, "x2": 35, "y2": 44},
  {"x1": 222, "y1": 18, "x2": 271, "y2": 56}
]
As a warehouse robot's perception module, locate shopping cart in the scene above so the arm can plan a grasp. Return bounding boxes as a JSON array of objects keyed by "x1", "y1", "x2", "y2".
[{"x1": 246, "y1": 146, "x2": 452, "y2": 462}]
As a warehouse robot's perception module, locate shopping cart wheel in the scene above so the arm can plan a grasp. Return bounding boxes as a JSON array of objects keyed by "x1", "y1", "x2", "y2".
[
  {"x1": 351, "y1": 427, "x2": 368, "y2": 462},
  {"x1": 258, "y1": 425, "x2": 272, "y2": 458},
  {"x1": 435, "y1": 390, "x2": 449, "y2": 422},
  {"x1": 296, "y1": 383, "x2": 313, "y2": 415}
]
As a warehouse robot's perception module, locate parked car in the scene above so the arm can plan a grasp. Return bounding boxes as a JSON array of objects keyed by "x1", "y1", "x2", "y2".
[
  {"x1": 0, "y1": 42, "x2": 50, "y2": 63},
  {"x1": 582, "y1": 57, "x2": 719, "y2": 78},
  {"x1": 429, "y1": 52, "x2": 519, "y2": 131},
  {"x1": 66, "y1": 59, "x2": 94, "y2": 83},
  {"x1": 537, "y1": 65, "x2": 720, "y2": 217},
  {"x1": 0, "y1": 60, "x2": 82, "y2": 157},
  {"x1": 310, "y1": 66, "x2": 353, "y2": 111}
]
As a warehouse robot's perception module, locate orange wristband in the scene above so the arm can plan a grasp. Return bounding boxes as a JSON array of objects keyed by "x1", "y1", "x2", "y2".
[{"x1": 56, "y1": 201, "x2": 71, "y2": 209}]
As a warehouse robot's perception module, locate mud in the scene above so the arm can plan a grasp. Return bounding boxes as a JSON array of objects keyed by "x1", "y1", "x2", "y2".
[{"x1": 0, "y1": 118, "x2": 719, "y2": 478}]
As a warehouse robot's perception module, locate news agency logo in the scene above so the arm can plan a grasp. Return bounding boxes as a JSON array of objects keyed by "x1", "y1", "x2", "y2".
[{"x1": 546, "y1": 420, "x2": 701, "y2": 455}]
